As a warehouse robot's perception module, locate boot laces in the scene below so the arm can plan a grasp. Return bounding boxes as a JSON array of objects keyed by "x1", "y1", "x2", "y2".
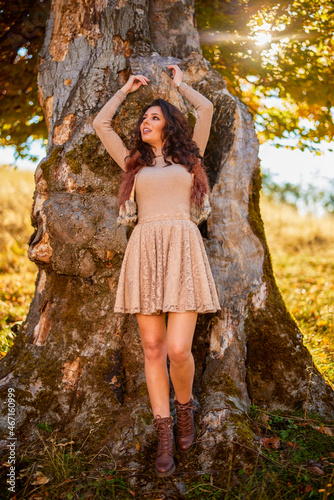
[
  {"x1": 175, "y1": 400, "x2": 196, "y2": 436},
  {"x1": 153, "y1": 416, "x2": 173, "y2": 457}
]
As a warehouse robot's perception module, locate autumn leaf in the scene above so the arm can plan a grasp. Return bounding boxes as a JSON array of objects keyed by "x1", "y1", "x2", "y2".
[
  {"x1": 308, "y1": 466, "x2": 325, "y2": 475},
  {"x1": 259, "y1": 436, "x2": 280, "y2": 449},
  {"x1": 30, "y1": 471, "x2": 50, "y2": 485},
  {"x1": 312, "y1": 424, "x2": 333, "y2": 436}
]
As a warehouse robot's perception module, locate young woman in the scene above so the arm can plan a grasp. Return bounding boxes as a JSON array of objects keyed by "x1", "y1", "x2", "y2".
[{"x1": 93, "y1": 64, "x2": 220, "y2": 477}]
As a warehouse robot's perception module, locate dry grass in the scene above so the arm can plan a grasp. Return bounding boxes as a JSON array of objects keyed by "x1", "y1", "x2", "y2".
[
  {"x1": 0, "y1": 165, "x2": 36, "y2": 274},
  {"x1": 260, "y1": 196, "x2": 334, "y2": 259},
  {"x1": 260, "y1": 195, "x2": 334, "y2": 384}
]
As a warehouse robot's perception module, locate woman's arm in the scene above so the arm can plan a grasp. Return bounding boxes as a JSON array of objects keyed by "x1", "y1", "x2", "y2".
[
  {"x1": 177, "y1": 82, "x2": 214, "y2": 157},
  {"x1": 93, "y1": 74, "x2": 149, "y2": 170},
  {"x1": 93, "y1": 89, "x2": 130, "y2": 171}
]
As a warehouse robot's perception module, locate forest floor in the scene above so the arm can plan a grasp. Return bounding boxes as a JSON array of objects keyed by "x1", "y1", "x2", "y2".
[{"x1": 0, "y1": 165, "x2": 333, "y2": 498}]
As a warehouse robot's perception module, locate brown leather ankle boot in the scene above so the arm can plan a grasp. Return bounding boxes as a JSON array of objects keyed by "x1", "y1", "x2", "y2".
[
  {"x1": 153, "y1": 415, "x2": 176, "y2": 477},
  {"x1": 174, "y1": 398, "x2": 196, "y2": 452}
]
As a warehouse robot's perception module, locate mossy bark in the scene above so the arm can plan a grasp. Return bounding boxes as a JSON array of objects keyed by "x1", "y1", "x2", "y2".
[{"x1": 0, "y1": 0, "x2": 333, "y2": 496}]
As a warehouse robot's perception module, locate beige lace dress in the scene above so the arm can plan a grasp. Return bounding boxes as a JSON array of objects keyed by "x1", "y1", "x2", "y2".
[{"x1": 93, "y1": 82, "x2": 221, "y2": 315}]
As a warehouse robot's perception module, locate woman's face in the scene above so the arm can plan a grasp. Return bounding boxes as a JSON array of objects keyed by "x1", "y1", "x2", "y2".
[{"x1": 140, "y1": 106, "x2": 166, "y2": 149}]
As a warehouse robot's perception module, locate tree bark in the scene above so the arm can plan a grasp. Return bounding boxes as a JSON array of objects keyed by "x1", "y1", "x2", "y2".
[{"x1": 1, "y1": 0, "x2": 333, "y2": 493}]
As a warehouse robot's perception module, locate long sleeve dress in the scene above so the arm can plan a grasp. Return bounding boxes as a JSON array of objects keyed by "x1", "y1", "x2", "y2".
[{"x1": 93, "y1": 82, "x2": 221, "y2": 315}]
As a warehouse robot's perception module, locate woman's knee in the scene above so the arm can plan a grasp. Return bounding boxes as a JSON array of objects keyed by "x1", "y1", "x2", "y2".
[
  {"x1": 136, "y1": 313, "x2": 167, "y2": 362},
  {"x1": 168, "y1": 344, "x2": 192, "y2": 365},
  {"x1": 143, "y1": 340, "x2": 167, "y2": 362}
]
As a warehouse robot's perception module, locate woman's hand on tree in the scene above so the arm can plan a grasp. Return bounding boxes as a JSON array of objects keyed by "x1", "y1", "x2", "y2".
[
  {"x1": 167, "y1": 65, "x2": 183, "y2": 88},
  {"x1": 121, "y1": 75, "x2": 150, "y2": 95}
]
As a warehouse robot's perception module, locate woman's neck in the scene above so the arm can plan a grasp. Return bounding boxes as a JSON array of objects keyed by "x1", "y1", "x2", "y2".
[{"x1": 152, "y1": 145, "x2": 164, "y2": 157}]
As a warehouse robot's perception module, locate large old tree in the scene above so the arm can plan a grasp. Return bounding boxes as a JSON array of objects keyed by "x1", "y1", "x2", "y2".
[{"x1": 1, "y1": 0, "x2": 333, "y2": 493}]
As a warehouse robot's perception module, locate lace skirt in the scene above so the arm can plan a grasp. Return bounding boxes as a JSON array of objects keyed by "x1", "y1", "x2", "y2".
[{"x1": 114, "y1": 214, "x2": 221, "y2": 315}]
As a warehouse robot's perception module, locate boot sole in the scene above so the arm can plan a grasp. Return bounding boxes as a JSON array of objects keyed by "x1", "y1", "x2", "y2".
[{"x1": 155, "y1": 463, "x2": 176, "y2": 477}]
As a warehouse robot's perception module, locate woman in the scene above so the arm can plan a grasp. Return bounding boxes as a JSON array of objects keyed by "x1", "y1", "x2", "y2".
[{"x1": 93, "y1": 65, "x2": 220, "y2": 477}]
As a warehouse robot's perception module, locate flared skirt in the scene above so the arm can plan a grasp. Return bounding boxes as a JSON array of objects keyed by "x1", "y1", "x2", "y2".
[{"x1": 114, "y1": 217, "x2": 221, "y2": 315}]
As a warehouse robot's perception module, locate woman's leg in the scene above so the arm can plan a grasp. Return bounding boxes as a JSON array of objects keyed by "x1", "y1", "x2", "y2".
[
  {"x1": 136, "y1": 312, "x2": 170, "y2": 417},
  {"x1": 137, "y1": 313, "x2": 176, "y2": 477},
  {"x1": 166, "y1": 311, "x2": 198, "y2": 403}
]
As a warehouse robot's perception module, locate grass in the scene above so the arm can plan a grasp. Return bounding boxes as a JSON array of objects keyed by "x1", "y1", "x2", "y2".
[
  {"x1": 0, "y1": 408, "x2": 333, "y2": 499},
  {"x1": 260, "y1": 196, "x2": 334, "y2": 384},
  {"x1": 0, "y1": 165, "x2": 37, "y2": 355},
  {"x1": 0, "y1": 166, "x2": 333, "y2": 498},
  {"x1": 1, "y1": 424, "x2": 133, "y2": 499}
]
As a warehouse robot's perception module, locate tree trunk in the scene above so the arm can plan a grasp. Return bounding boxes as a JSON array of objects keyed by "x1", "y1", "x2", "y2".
[{"x1": 1, "y1": 0, "x2": 333, "y2": 493}]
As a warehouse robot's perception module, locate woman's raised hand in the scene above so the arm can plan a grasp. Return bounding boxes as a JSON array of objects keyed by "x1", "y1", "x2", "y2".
[
  {"x1": 121, "y1": 74, "x2": 150, "y2": 95},
  {"x1": 167, "y1": 65, "x2": 183, "y2": 88}
]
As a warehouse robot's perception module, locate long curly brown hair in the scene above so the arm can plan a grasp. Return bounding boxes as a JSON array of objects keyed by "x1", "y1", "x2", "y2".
[{"x1": 118, "y1": 98, "x2": 210, "y2": 209}]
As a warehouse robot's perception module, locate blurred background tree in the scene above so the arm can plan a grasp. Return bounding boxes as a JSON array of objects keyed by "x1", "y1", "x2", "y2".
[
  {"x1": 196, "y1": 0, "x2": 334, "y2": 153},
  {"x1": 1, "y1": 0, "x2": 333, "y2": 160},
  {"x1": 262, "y1": 170, "x2": 334, "y2": 214},
  {"x1": 0, "y1": 0, "x2": 50, "y2": 160}
]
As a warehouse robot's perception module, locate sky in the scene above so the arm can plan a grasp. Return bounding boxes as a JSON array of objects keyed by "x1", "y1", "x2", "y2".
[{"x1": 259, "y1": 140, "x2": 333, "y2": 190}]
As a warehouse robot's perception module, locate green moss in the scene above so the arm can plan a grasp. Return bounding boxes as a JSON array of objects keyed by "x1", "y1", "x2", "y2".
[
  {"x1": 65, "y1": 134, "x2": 120, "y2": 191},
  {"x1": 203, "y1": 360, "x2": 242, "y2": 398},
  {"x1": 136, "y1": 382, "x2": 148, "y2": 398},
  {"x1": 213, "y1": 439, "x2": 232, "y2": 465},
  {"x1": 40, "y1": 146, "x2": 64, "y2": 188},
  {"x1": 64, "y1": 148, "x2": 82, "y2": 175},
  {"x1": 31, "y1": 390, "x2": 56, "y2": 411},
  {"x1": 37, "y1": 355, "x2": 63, "y2": 391},
  {"x1": 229, "y1": 412, "x2": 256, "y2": 448},
  {"x1": 137, "y1": 411, "x2": 152, "y2": 426},
  {"x1": 221, "y1": 373, "x2": 241, "y2": 398}
]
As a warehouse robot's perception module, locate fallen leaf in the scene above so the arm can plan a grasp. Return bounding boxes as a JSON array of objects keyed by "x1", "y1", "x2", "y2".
[
  {"x1": 259, "y1": 436, "x2": 280, "y2": 449},
  {"x1": 287, "y1": 441, "x2": 298, "y2": 449},
  {"x1": 136, "y1": 442, "x2": 141, "y2": 451},
  {"x1": 330, "y1": 452, "x2": 334, "y2": 458},
  {"x1": 309, "y1": 466, "x2": 325, "y2": 476},
  {"x1": 312, "y1": 424, "x2": 332, "y2": 435},
  {"x1": 30, "y1": 471, "x2": 50, "y2": 485},
  {"x1": 304, "y1": 485, "x2": 313, "y2": 493}
]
